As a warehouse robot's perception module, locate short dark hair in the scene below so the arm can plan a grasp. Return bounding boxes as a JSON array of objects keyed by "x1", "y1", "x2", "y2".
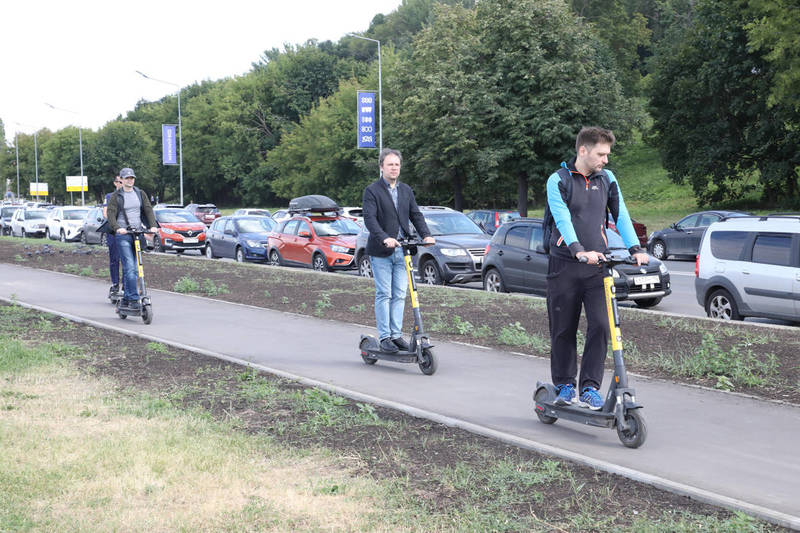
[
  {"x1": 379, "y1": 148, "x2": 402, "y2": 167},
  {"x1": 576, "y1": 127, "x2": 616, "y2": 153}
]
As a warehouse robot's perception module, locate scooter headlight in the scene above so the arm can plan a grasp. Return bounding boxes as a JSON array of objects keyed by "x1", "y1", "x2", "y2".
[{"x1": 440, "y1": 248, "x2": 467, "y2": 257}]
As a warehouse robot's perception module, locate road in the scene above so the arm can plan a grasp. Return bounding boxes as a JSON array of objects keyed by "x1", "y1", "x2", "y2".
[{"x1": 1, "y1": 262, "x2": 798, "y2": 530}]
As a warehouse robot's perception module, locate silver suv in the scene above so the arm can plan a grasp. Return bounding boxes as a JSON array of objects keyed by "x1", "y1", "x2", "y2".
[{"x1": 694, "y1": 215, "x2": 800, "y2": 322}]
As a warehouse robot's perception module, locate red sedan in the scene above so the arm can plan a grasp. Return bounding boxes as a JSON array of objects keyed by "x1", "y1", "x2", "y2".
[
  {"x1": 267, "y1": 214, "x2": 360, "y2": 271},
  {"x1": 147, "y1": 209, "x2": 207, "y2": 254}
]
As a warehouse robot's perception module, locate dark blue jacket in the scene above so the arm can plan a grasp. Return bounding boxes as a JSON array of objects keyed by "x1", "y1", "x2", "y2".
[{"x1": 362, "y1": 178, "x2": 430, "y2": 257}]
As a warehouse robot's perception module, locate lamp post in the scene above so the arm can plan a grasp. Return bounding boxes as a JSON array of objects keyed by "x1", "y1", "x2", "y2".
[
  {"x1": 136, "y1": 70, "x2": 184, "y2": 205},
  {"x1": 14, "y1": 131, "x2": 20, "y2": 200},
  {"x1": 45, "y1": 103, "x2": 85, "y2": 205},
  {"x1": 347, "y1": 33, "x2": 382, "y2": 154}
]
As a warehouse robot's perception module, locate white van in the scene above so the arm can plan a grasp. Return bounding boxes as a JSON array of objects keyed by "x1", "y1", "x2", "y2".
[{"x1": 694, "y1": 215, "x2": 799, "y2": 322}]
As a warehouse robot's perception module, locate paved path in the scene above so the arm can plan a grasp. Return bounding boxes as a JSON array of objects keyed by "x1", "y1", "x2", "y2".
[{"x1": 1, "y1": 263, "x2": 797, "y2": 530}]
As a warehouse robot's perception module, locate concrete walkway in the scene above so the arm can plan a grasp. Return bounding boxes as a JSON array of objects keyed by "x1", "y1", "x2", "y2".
[{"x1": 1, "y1": 263, "x2": 797, "y2": 530}]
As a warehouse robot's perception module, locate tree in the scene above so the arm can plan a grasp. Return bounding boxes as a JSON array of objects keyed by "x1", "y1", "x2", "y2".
[
  {"x1": 40, "y1": 127, "x2": 94, "y2": 204},
  {"x1": 88, "y1": 121, "x2": 158, "y2": 203},
  {"x1": 648, "y1": 0, "x2": 800, "y2": 206}
]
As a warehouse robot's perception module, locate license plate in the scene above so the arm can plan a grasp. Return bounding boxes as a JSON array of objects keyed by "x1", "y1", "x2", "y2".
[
  {"x1": 183, "y1": 237, "x2": 198, "y2": 243},
  {"x1": 634, "y1": 275, "x2": 659, "y2": 286}
]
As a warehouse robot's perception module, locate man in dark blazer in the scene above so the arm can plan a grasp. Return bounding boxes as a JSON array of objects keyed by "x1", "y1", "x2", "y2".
[{"x1": 362, "y1": 148, "x2": 435, "y2": 353}]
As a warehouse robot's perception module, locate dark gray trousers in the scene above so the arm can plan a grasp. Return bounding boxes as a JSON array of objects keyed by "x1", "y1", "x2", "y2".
[{"x1": 546, "y1": 255, "x2": 609, "y2": 391}]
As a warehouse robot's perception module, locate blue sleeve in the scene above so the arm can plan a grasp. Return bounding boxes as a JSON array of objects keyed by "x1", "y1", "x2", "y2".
[
  {"x1": 547, "y1": 172, "x2": 578, "y2": 247},
  {"x1": 606, "y1": 170, "x2": 639, "y2": 250}
]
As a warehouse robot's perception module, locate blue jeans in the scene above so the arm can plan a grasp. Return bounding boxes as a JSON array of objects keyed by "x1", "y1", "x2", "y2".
[
  {"x1": 106, "y1": 233, "x2": 120, "y2": 285},
  {"x1": 370, "y1": 247, "x2": 409, "y2": 340},
  {"x1": 117, "y1": 234, "x2": 140, "y2": 302}
]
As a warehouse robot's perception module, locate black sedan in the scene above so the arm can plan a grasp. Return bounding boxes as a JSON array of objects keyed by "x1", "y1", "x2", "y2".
[
  {"x1": 646, "y1": 210, "x2": 749, "y2": 260},
  {"x1": 481, "y1": 218, "x2": 671, "y2": 308}
]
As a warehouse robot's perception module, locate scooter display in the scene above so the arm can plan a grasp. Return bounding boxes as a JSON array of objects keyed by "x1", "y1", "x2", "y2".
[
  {"x1": 115, "y1": 229, "x2": 154, "y2": 324},
  {"x1": 533, "y1": 254, "x2": 647, "y2": 448},
  {"x1": 359, "y1": 239, "x2": 437, "y2": 375}
]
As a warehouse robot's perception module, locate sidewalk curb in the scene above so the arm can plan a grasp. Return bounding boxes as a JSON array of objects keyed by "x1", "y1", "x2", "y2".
[{"x1": 2, "y1": 295, "x2": 798, "y2": 531}]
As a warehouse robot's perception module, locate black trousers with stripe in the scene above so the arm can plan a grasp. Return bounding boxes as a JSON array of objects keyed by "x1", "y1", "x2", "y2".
[{"x1": 546, "y1": 255, "x2": 609, "y2": 391}]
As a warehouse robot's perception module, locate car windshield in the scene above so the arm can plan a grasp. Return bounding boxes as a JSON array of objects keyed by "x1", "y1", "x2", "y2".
[
  {"x1": 196, "y1": 206, "x2": 218, "y2": 214},
  {"x1": 236, "y1": 218, "x2": 274, "y2": 233},
  {"x1": 2, "y1": 207, "x2": 20, "y2": 217},
  {"x1": 607, "y1": 228, "x2": 628, "y2": 251},
  {"x1": 312, "y1": 218, "x2": 361, "y2": 236},
  {"x1": 245, "y1": 209, "x2": 270, "y2": 216},
  {"x1": 425, "y1": 213, "x2": 484, "y2": 236},
  {"x1": 156, "y1": 210, "x2": 201, "y2": 223},
  {"x1": 64, "y1": 209, "x2": 89, "y2": 220},
  {"x1": 26, "y1": 210, "x2": 48, "y2": 220}
]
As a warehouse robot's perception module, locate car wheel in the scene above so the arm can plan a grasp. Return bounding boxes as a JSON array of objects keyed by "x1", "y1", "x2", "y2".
[
  {"x1": 21, "y1": 229, "x2": 26, "y2": 239},
  {"x1": 358, "y1": 255, "x2": 372, "y2": 278},
  {"x1": 706, "y1": 288, "x2": 742, "y2": 321},
  {"x1": 649, "y1": 239, "x2": 667, "y2": 260},
  {"x1": 312, "y1": 253, "x2": 329, "y2": 272},
  {"x1": 268, "y1": 249, "x2": 282, "y2": 266},
  {"x1": 483, "y1": 268, "x2": 506, "y2": 293},
  {"x1": 634, "y1": 297, "x2": 661, "y2": 308},
  {"x1": 81, "y1": 231, "x2": 87, "y2": 244},
  {"x1": 60, "y1": 230, "x2": 66, "y2": 243},
  {"x1": 45, "y1": 228, "x2": 51, "y2": 240},
  {"x1": 421, "y1": 259, "x2": 443, "y2": 285},
  {"x1": 205, "y1": 244, "x2": 215, "y2": 259},
  {"x1": 100, "y1": 232, "x2": 107, "y2": 246},
  {"x1": 235, "y1": 246, "x2": 245, "y2": 263}
]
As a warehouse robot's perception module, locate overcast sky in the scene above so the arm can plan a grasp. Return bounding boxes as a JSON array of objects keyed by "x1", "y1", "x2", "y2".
[{"x1": 2, "y1": 0, "x2": 401, "y2": 143}]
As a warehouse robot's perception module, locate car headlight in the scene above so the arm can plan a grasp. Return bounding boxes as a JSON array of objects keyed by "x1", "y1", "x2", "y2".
[
  {"x1": 246, "y1": 240, "x2": 264, "y2": 248},
  {"x1": 161, "y1": 228, "x2": 175, "y2": 234},
  {"x1": 611, "y1": 268, "x2": 620, "y2": 278},
  {"x1": 330, "y1": 244, "x2": 349, "y2": 253},
  {"x1": 659, "y1": 263, "x2": 668, "y2": 275},
  {"x1": 440, "y1": 248, "x2": 467, "y2": 257}
]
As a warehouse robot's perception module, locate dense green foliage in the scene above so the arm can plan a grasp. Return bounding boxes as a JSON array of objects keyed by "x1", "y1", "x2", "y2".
[{"x1": 1, "y1": 0, "x2": 798, "y2": 209}]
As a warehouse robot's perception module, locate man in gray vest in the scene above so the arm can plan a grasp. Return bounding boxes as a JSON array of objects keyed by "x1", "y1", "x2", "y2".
[{"x1": 106, "y1": 167, "x2": 158, "y2": 311}]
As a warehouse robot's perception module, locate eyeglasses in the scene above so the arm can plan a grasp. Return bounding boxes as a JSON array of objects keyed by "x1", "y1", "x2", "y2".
[{"x1": 114, "y1": 181, "x2": 122, "y2": 184}]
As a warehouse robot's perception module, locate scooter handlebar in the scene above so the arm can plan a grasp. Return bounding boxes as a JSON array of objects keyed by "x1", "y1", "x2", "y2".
[{"x1": 578, "y1": 254, "x2": 638, "y2": 266}]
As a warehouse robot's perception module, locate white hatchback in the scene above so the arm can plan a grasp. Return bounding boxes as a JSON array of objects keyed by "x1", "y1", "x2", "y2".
[
  {"x1": 46, "y1": 206, "x2": 90, "y2": 242},
  {"x1": 695, "y1": 215, "x2": 800, "y2": 322},
  {"x1": 10, "y1": 208, "x2": 49, "y2": 238}
]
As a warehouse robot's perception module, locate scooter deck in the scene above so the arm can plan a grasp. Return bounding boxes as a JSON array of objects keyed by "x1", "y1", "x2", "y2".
[{"x1": 537, "y1": 401, "x2": 616, "y2": 429}]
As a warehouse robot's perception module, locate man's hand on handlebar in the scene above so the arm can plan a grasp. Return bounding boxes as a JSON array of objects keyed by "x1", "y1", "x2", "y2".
[
  {"x1": 422, "y1": 236, "x2": 435, "y2": 245},
  {"x1": 383, "y1": 237, "x2": 401, "y2": 248},
  {"x1": 576, "y1": 251, "x2": 606, "y2": 265},
  {"x1": 632, "y1": 252, "x2": 649, "y2": 266}
]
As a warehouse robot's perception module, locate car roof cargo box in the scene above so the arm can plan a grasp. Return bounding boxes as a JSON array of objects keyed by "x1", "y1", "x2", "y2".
[{"x1": 288, "y1": 195, "x2": 341, "y2": 215}]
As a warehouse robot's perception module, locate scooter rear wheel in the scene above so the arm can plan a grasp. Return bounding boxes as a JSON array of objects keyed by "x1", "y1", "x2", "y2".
[
  {"x1": 616, "y1": 409, "x2": 647, "y2": 448},
  {"x1": 141, "y1": 304, "x2": 153, "y2": 324},
  {"x1": 418, "y1": 348, "x2": 437, "y2": 375},
  {"x1": 359, "y1": 338, "x2": 377, "y2": 365},
  {"x1": 534, "y1": 387, "x2": 557, "y2": 424}
]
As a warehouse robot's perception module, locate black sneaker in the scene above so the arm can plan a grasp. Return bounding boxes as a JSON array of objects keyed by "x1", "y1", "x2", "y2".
[
  {"x1": 109, "y1": 284, "x2": 120, "y2": 294},
  {"x1": 379, "y1": 338, "x2": 399, "y2": 353},
  {"x1": 392, "y1": 337, "x2": 410, "y2": 352}
]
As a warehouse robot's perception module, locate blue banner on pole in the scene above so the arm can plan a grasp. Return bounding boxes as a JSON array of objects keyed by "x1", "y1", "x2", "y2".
[
  {"x1": 162, "y1": 124, "x2": 177, "y2": 165},
  {"x1": 357, "y1": 91, "x2": 376, "y2": 149}
]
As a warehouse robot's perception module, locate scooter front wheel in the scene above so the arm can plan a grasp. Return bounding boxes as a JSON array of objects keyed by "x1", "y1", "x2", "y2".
[
  {"x1": 534, "y1": 387, "x2": 557, "y2": 424},
  {"x1": 616, "y1": 409, "x2": 647, "y2": 448},
  {"x1": 141, "y1": 304, "x2": 153, "y2": 324},
  {"x1": 359, "y1": 338, "x2": 377, "y2": 365},
  {"x1": 418, "y1": 348, "x2": 437, "y2": 375}
]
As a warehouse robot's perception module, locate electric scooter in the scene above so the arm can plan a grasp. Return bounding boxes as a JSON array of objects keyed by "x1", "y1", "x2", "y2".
[
  {"x1": 533, "y1": 254, "x2": 647, "y2": 448},
  {"x1": 359, "y1": 239, "x2": 437, "y2": 375},
  {"x1": 115, "y1": 228, "x2": 154, "y2": 325}
]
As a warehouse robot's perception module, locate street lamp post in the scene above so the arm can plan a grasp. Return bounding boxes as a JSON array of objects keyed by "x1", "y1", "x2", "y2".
[
  {"x1": 45, "y1": 103, "x2": 85, "y2": 205},
  {"x1": 136, "y1": 70, "x2": 184, "y2": 205},
  {"x1": 347, "y1": 34, "x2": 382, "y2": 154},
  {"x1": 14, "y1": 131, "x2": 20, "y2": 200}
]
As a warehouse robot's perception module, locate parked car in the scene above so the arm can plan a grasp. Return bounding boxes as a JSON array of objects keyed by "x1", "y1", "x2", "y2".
[
  {"x1": 466, "y1": 209, "x2": 520, "y2": 235},
  {"x1": 233, "y1": 208, "x2": 271, "y2": 217},
  {"x1": 153, "y1": 203, "x2": 184, "y2": 210},
  {"x1": 206, "y1": 215, "x2": 276, "y2": 262},
  {"x1": 145, "y1": 209, "x2": 207, "y2": 253},
  {"x1": 267, "y1": 211, "x2": 360, "y2": 271},
  {"x1": 271, "y1": 209, "x2": 291, "y2": 223},
  {"x1": 45, "y1": 206, "x2": 90, "y2": 242},
  {"x1": 355, "y1": 206, "x2": 491, "y2": 285},
  {"x1": 184, "y1": 203, "x2": 221, "y2": 226},
  {"x1": 481, "y1": 218, "x2": 671, "y2": 307},
  {"x1": 10, "y1": 208, "x2": 49, "y2": 238},
  {"x1": 607, "y1": 213, "x2": 648, "y2": 248},
  {"x1": 81, "y1": 207, "x2": 107, "y2": 244},
  {"x1": 647, "y1": 210, "x2": 749, "y2": 260},
  {"x1": 340, "y1": 206, "x2": 364, "y2": 225},
  {"x1": 1, "y1": 205, "x2": 23, "y2": 236},
  {"x1": 695, "y1": 214, "x2": 800, "y2": 322}
]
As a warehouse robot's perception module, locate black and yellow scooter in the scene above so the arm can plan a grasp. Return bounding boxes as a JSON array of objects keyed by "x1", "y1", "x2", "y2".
[
  {"x1": 359, "y1": 239, "x2": 437, "y2": 375},
  {"x1": 534, "y1": 254, "x2": 647, "y2": 448},
  {"x1": 115, "y1": 229, "x2": 154, "y2": 325}
]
